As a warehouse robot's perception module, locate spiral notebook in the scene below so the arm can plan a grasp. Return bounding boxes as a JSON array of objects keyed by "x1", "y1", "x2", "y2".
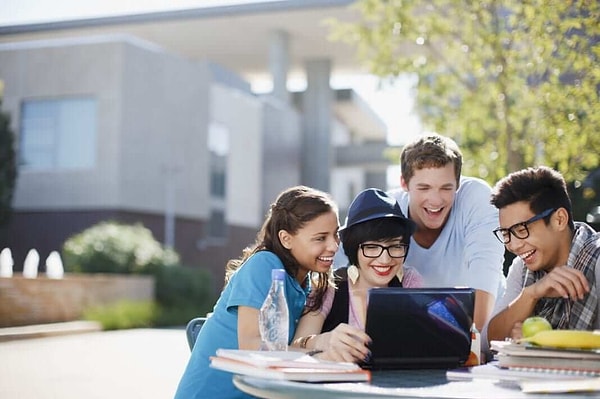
[
  {"x1": 490, "y1": 340, "x2": 600, "y2": 376},
  {"x1": 447, "y1": 361, "x2": 597, "y2": 381},
  {"x1": 361, "y1": 287, "x2": 475, "y2": 369},
  {"x1": 497, "y1": 353, "x2": 600, "y2": 375}
]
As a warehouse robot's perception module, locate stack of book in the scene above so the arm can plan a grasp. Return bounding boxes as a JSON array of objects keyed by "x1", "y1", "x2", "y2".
[
  {"x1": 491, "y1": 340, "x2": 600, "y2": 376},
  {"x1": 210, "y1": 349, "x2": 371, "y2": 382},
  {"x1": 447, "y1": 341, "x2": 600, "y2": 393}
]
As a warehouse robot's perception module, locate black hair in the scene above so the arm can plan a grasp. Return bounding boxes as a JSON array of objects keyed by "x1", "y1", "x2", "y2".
[
  {"x1": 491, "y1": 166, "x2": 574, "y2": 231},
  {"x1": 340, "y1": 217, "x2": 412, "y2": 266}
]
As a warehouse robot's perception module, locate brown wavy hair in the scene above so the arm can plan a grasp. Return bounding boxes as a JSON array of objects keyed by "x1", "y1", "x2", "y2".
[
  {"x1": 224, "y1": 185, "x2": 338, "y2": 312},
  {"x1": 400, "y1": 133, "x2": 463, "y2": 187}
]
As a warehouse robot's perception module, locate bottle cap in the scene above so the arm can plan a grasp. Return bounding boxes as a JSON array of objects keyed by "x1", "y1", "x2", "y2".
[{"x1": 272, "y1": 269, "x2": 286, "y2": 280}]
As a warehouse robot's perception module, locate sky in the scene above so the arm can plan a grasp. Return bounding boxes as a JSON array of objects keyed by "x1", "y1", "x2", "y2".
[
  {"x1": 1, "y1": 1, "x2": 272, "y2": 25},
  {"x1": 1, "y1": 0, "x2": 421, "y2": 184}
]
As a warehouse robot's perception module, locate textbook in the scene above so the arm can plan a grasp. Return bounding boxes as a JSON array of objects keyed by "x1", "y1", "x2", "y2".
[
  {"x1": 490, "y1": 340, "x2": 600, "y2": 376},
  {"x1": 491, "y1": 340, "x2": 600, "y2": 359},
  {"x1": 210, "y1": 349, "x2": 371, "y2": 382},
  {"x1": 496, "y1": 353, "x2": 600, "y2": 375},
  {"x1": 446, "y1": 362, "x2": 593, "y2": 382},
  {"x1": 520, "y1": 377, "x2": 600, "y2": 394}
]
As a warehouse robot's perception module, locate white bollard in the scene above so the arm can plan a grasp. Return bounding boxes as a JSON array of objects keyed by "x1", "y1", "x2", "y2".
[
  {"x1": 46, "y1": 251, "x2": 65, "y2": 279},
  {"x1": 0, "y1": 247, "x2": 13, "y2": 277},
  {"x1": 23, "y1": 249, "x2": 40, "y2": 278}
]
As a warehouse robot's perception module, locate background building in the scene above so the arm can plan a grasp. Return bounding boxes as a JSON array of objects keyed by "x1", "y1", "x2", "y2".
[{"x1": 0, "y1": 0, "x2": 396, "y2": 286}]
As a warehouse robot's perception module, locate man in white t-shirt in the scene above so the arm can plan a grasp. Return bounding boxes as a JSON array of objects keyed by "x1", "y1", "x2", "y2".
[{"x1": 388, "y1": 133, "x2": 506, "y2": 331}]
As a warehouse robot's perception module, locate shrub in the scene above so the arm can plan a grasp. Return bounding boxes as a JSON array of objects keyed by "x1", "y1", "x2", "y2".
[
  {"x1": 82, "y1": 300, "x2": 158, "y2": 330},
  {"x1": 62, "y1": 221, "x2": 179, "y2": 274},
  {"x1": 63, "y1": 221, "x2": 216, "y2": 327},
  {"x1": 150, "y1": 264, "x2": 216, "y2": 327}
]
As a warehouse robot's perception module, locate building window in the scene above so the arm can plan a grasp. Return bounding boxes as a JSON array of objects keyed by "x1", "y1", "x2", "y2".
[
  {"x1": 205, "y1": 122, "x2": 229, "y2": 243},
  {"x1": 20, "y1": 97, "x2": 97, "y2": 170},
  {"x1": 207, "y1": 209, "x2": 227, "y2": 240},
  {"x1": 208, "y1": 122, "x2": 229, "y2": 198},
  {"x1": 210, "y1": 169, "x2": 226, "y2": 198}
]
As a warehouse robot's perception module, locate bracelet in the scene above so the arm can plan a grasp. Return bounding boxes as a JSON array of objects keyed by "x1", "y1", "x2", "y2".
[{"x1": 299, "y1": 334, "x2": 316, "y2": 349}]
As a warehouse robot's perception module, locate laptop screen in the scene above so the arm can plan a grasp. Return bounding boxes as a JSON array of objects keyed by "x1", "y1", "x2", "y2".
[{"x1": 362, "y1": 287, "x2": 475, "y2": 370}]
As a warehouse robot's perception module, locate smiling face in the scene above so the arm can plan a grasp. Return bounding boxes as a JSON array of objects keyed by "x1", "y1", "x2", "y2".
[
  {"x1": 355, "y1": 237, "x2": 405, "y2": 289},
  {"x1": 279, "y1": 210, "x2": 340, "y2": 283},
  {"x1": 498, "y1": 201, "x2": 570, "y2": 272},
  {"x1": 401, "y1": 163, "x2": 457, "y2": 235}
]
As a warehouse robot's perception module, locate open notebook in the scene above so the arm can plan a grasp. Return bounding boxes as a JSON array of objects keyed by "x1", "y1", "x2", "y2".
[
  {"x1": 210, "y1": 349, "x2": 371, "y2": 382},
  {"x1": 362, "y1": 287, "x2": 475, "y2": 369}
]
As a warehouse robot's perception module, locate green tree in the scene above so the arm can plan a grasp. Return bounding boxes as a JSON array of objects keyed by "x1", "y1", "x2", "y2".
[
  {"x1": 331, "y1": 0, "x2": 600, "y2": 184},
  {"x1": 0, "y1": 85, "x2": 17, "y2": 225}
]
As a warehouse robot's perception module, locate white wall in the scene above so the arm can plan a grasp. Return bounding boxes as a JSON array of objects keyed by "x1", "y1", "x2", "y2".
[
  {"x1": 0, "y1": 37, "x2": 213, "y2": 219},
  {"x1": 119, "y1": 43, "x2": 210, "y2": 219},
  {"x1": 1, "y1": 39, "x2": 124, "y2": 210},
  {"x1": 210, "y1": 84, "x2": 264, "y2": 228},
  {"x1": 331, "y1": 166, "x2": 364, "y2": 211},
  {"x1": 260, "y1": 97, "x2": 302, "y2": 218}
]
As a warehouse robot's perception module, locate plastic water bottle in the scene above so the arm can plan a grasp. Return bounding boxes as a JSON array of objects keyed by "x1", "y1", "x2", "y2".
[{"x1": 259, "y1": 269, "x2": 289, "y2": 351}]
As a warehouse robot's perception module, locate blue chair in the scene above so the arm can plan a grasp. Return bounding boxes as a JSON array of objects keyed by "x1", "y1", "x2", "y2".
[{"x1": 186, "y1": 317, "x2": 207, "y2": 351}]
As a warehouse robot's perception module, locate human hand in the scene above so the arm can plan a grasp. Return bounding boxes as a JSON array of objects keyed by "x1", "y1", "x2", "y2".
[
  {"x1": 314, "y1": 323, "x2": 371, "y2": 364},
  {"x1": 528, "y1": 266, "x2": 590, "y2": 301},
  {"x1": 509, "y1": 321, "x2": 523, "y2": 341}
]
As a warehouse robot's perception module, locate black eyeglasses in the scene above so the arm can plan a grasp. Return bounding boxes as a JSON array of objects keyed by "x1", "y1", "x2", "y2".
[
  {"x1": 359, "y1": 243, "x2": 408, "y2": 259},
  {"x1": 492, "y1": 208, "x2": 556, "y2": 244}
]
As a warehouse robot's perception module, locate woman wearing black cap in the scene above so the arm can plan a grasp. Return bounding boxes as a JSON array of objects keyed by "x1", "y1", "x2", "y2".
[{"x1": 291, "y1": 188, "x2": 422, "y2": 364}]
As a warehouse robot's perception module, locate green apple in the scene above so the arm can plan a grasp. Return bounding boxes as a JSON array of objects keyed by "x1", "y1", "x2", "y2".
[{"x1": 522, "y1": 316, "x2": 552, "y2": 338}]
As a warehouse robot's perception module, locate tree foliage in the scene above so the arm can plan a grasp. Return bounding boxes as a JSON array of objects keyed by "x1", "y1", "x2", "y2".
[
  {"x1": 331, "y1": 0, "x2": 600, "y2": 184},
  {"x1": 0, "y1": 97, "x2": 17, "y2": 225}
]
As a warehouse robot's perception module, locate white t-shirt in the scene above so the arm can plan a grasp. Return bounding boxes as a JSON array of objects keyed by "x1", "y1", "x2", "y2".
[{"x1": 389, "y1": 176, "x2": 506, "y2": 298}]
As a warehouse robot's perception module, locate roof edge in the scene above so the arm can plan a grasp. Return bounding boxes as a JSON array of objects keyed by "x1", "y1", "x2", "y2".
[{"x1": 0, "y1": 0, "x2": 355, "y2": 35}]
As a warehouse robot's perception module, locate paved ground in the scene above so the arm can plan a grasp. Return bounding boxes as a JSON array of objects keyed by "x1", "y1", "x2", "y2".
[
  {"x1": 0, "y1": 321, "x2": 103, "y2": 342},
  {"x1": 0, "y1": 327, "x2": 191, "y2": 399}
]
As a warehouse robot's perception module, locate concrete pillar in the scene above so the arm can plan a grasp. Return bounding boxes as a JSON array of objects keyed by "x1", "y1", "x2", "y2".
[
  {"x1": 302, "y1": 59, "x2": 332, "y2": 191},
  {"x1": 269, "y1": 30, "x2": 290, "y2": 104}
]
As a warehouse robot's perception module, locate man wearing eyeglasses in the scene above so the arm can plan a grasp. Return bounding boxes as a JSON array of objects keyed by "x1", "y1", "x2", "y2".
[{"x1": 486, "y1": 166, "x2": 600, "y2": 343}]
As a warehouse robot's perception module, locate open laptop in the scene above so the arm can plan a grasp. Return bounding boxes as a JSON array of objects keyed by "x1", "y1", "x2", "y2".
[{"x1": 361, "y1": 287, "x2": 475, "y2": 370}]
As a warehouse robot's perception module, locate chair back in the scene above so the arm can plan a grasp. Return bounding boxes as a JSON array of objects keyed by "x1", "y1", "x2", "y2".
[{"x1": 186, "y1": 317, "x2": 207, "y2": 351}]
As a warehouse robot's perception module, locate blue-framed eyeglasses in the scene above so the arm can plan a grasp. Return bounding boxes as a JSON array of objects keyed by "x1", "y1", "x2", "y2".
[
  {"x1": 359, "y1": 243, "x2": 408, "y2": 259},
  {"x1": 492, "y1": 208, "x2": 556, "y2": 244}
]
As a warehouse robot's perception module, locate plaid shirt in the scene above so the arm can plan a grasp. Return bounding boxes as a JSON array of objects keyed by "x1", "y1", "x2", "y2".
[{"x1": 525, "y1": 222, "x2": 600, "y2": 330}]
